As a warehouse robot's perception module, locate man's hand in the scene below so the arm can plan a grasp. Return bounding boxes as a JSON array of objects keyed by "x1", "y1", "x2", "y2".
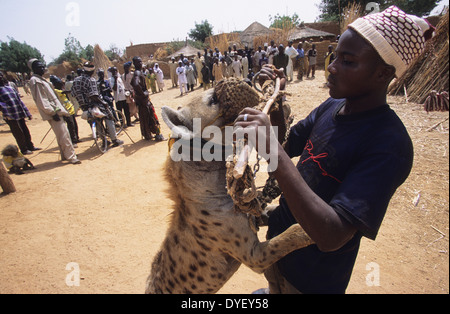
[
  {"x1": 90, "y1": 95, "x2": 108, "y2": 107},
  {"x1": 234, "y1": 107, "x2": 274, "y2": 155},
  {"x1": 258, "y1": 65, "x2": 287, "y2": 90}
]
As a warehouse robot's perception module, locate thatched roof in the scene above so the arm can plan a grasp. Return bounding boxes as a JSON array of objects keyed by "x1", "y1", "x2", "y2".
[
  {"x1": 388, "y1": 11, "x2": 449, "y2": 104},
  {"x1": 93, "y1": 44, "x2": 113, "y2": 72},
  {"x1": 240, "y1": 22, "x2": 271, "y2": 48},
  {"x1": 167, "y1": 44, "x2": 203, "y2": 59},
  {"x1": 47, "y1": 61, "x2": 77, "y2": 79},
  {"x1": 288, "y1": 26, "x2": 336, "y2": 42}
]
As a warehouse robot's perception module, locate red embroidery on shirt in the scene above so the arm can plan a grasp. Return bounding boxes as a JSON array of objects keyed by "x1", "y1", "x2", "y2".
[{"x1": 302, "y1": 140, "x2": 342, "y2": 183}]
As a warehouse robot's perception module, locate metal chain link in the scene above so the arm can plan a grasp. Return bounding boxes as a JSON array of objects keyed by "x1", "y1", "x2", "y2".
[{"x1": 253, "y1": 154, "x2": 262, "y2": 177}]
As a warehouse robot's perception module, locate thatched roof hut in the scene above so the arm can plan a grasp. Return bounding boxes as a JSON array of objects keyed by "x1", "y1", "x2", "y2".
[
  {"x1": 388, "y1": 11, "x2": 449, "y2": 104},
  {"x1": 288, "y1": 26, "x2": 336, "y2": 43},
  {"x1": 167, "y1": 44, "x2": 203, "y2": 60},
  {"x1": 93, "y1": 44, "x2": 113, "y2": 72},
  {"x1": 47, "y1": 61, "x2": 77, "y2": 79},
  {"x1": 240, "y1": 22, "x2": 272, "y2": 48}
]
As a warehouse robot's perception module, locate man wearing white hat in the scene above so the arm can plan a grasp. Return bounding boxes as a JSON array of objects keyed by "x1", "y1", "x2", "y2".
[
  {"x1": 236, "y1": 6, "x2": 434, "y2": 294},
  {"x1": 28, "y1": 59, "x2": 81, "y2": 165}
]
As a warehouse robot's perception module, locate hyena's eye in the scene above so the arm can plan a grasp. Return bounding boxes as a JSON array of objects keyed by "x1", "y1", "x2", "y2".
[{"x1": 209, "y1": 93, "x2": 219, "y2": 107}]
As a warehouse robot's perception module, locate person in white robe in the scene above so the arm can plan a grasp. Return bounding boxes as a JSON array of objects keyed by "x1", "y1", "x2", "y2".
[
  {"x1": 285, "y1": 41, "x2": 299, "y2": 82},
  {"x1": 176, "y1": 61, "x2": 187, "y2": 96},
  {"x1": 153, "y1": 63, "x2": 165, "y2": 92}
]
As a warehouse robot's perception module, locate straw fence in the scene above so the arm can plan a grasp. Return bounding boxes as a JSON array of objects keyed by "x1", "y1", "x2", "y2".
[{"x1": 389, "y1": 11, "x2": 449, "y2": 105}]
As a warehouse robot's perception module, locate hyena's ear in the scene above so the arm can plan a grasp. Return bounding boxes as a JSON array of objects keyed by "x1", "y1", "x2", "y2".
[{"x1": 161, "y1": 106, "x2": 194, "y2": 140}]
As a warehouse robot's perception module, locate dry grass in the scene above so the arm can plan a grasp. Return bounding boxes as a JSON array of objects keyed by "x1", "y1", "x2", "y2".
[
  {"x1": 389, "y1": 11, "x2": 449, "y2": 104},
  {"x1": 253, "y1": 27, "x2": 294, "y2": 48},
  {"x1": 340, "y1": 2, "x2": 364, "y2": 34},
  {"x1": 208, "y1": 33, "x2": 241, "y2": 52},
  {"x1": 93, "y1": 44, "x2": 113, "y2": 73}
]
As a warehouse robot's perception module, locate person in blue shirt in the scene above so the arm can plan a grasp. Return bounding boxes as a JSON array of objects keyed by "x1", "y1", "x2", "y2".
[
  {"x1": 235, "y1": 6, "x2": 434, "y2": 294},
  {"x1": 295, "y1": 42, "x2": 305, "y2": 81},
  {"x1": 0, "y1": 71, "x2": 40, "y2": 155}
]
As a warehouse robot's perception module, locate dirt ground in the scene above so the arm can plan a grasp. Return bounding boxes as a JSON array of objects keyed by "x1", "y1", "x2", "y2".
[{"x1": 0, "y1": 71, "x2": 448, "y2": 294}]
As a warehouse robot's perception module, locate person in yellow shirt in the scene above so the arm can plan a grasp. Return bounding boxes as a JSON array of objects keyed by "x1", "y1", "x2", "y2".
[
  {"x1": 50, "y1": 75, "x2": 80, "y2": 147},
  {"x1": 212, "y1": 58, "x2": 223, "y2": 86}
]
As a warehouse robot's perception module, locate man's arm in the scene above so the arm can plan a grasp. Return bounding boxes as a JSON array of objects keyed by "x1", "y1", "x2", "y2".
[
  {"x1": 235, "y1": 108, "x2": 356, "y2": 252},
  {"x1": 29, "y1": 80, "x2": 60, "y2": 117},
  {"x1": 86, "y1": 78, "x2": 107, "y2": 107},
  {"x1": 111, "y1": 76, "x2": 118, "y2": 92},
  {"x1": 235, "y1": 65, "x2": 357, "y2": 252},
  {"x1": 89, "y1": 94, "x2": 107, "y2": 106}
]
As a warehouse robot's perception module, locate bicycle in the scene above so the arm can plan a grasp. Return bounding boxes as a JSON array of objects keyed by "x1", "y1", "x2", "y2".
[{"x1": 86, "y1": 108, "x2": 125, "y2": 154}]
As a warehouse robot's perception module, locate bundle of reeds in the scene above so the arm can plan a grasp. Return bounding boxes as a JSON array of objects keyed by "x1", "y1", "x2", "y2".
[
  {"x1": 154, "y1": 47, "x2": 168, "y2": 60},
  {"x1": 208, "y1": 33, "x2": 241, "y2": 53},
  {"x1": 93, "y1": 44, "x2": 113, "y2": 73},
  {"x1": 389, "y1": 11, "x2": 449, "y2": 105},
  {"x1": 253, "y1": 27, "x2": 293, "y2": 49},
  {"x1": 340, "y1": 2, "x2": 364, "y2": 34}
]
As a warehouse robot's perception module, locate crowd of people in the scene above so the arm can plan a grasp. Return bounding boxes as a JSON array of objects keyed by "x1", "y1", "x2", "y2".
[
  {"x1": 0, "y1": 40, "x2": 334, "y2": 171},
  {"x1": 0, "y1": 55, "x2": 174, "y2": 171},
  {"x1": 165, "y1": 40, "x2": 335, "y2": 96}
]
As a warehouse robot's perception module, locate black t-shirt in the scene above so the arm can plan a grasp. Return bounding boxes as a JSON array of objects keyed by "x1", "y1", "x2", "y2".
[{"x1": 268, "y1": 98, "x2": 414, "y2": 293}]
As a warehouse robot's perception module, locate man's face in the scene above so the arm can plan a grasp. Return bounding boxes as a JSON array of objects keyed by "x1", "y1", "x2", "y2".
[
  {"x1": 326, "y1": 29, "x2": 383, "y2": 100},
  {"x1": 134, "y1": 58, "x2": 143, "y2": 69},
  {"x1": 33, "y1": 61, "x2": 46, "y2": 76}
]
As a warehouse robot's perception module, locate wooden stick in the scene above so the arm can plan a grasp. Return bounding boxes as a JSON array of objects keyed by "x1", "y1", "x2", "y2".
[
  {"x1": 122, "y1": 128, "x2": 136, "y2": 144},
  {"x1": 40, "y1": 126, "x2": 53, "y2": 144},
  {"x1": 233, "y1": 78, "x2": 281, "y2": 179},
  {"x1": 426, "y1": 117, "x2": 449, "y2": 132},
  {"x1": 262, "y1": 77, "x2": 282, "y2": 115},
  {"x1": 404, "y1": 84, "x2": 409, "y2": 103},
  {"x1": 431, "y1": 225, "x2": 446, "y2": 236},
  {"x1": 427, "y1": 235, "x2": 444, "y2": 247}
]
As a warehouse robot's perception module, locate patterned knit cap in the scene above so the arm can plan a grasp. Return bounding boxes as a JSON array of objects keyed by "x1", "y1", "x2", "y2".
[{"x1": 349, "y1": 6, "x2": 434, "y2": 77}]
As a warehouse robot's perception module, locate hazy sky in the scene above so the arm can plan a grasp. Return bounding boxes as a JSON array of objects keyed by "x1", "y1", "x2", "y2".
[{"x1": 1, "y1": 0, "x2": 448, "y2": 63}]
